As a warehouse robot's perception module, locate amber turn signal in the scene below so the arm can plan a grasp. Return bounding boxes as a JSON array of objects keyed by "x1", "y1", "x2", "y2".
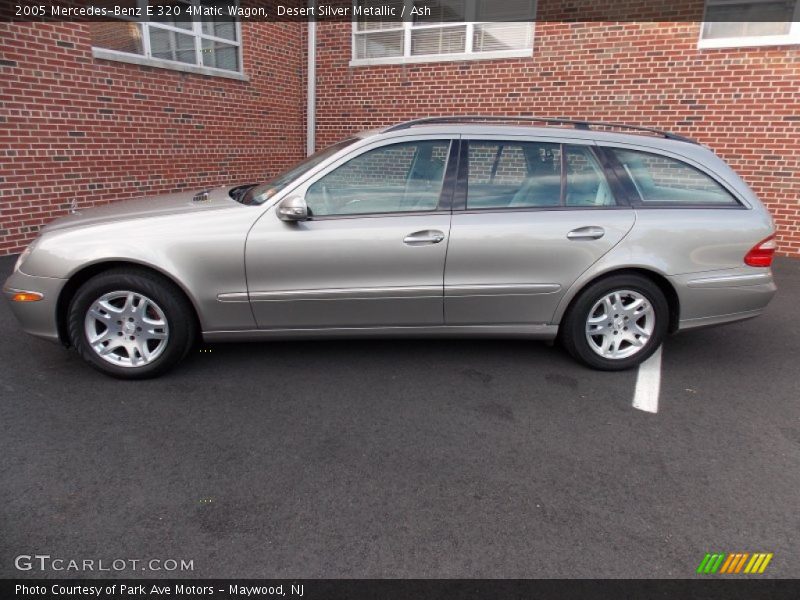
[{"x1": 11, "y1": 291, "x2": 43, "y2": 302}]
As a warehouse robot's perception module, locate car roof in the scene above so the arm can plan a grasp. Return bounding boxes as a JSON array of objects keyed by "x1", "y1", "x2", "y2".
[{"x1": 357, "y1": 119, "x2": 709, "y2": 158}]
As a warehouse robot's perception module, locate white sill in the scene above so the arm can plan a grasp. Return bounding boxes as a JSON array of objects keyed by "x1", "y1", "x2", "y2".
[
  {"x1": 698, "y1": 36, "x2": 800, "y2": 49},
  {"x1": 92, "y1": 48, "x2": 249, "y2": 81},
  {"x1": 349, "y1": 48, "x2": 533, "y2": 67}
]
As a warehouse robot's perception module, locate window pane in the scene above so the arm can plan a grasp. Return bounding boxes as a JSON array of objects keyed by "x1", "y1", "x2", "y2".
[
  {"x1": 476, "y1": 0, "x2": 536, "y2": 20},
  {"x1": 149, "y1": 27, "x2": 197, "y2": 64},
  {"x1": 89, "y1": 21, "x2": 144, "y2": 55},
  {"x1": 473, "y1": 23, "x2": 532, "y2": 52},
  {"x1": 412, "y1": 0, "x2": 467, "y2": 24},
  {"x1": 411, "y1": 26, "x2": 467, "y2": 55},
  {"x1": 355, "y1": 30, "x2": 404, "y2": 59},
  {"x1": 564, "y1": 146, "x2": 615, "y2": 207},
  {"x1": 356, "y1": 0, "x2": 406, "y2": 31},
  {"x1": 411, "y1": 1, "x2": 468, "y2": 57},
  {"x1": 467, "y1": 142, "x2": 561, "y2": 209},
  {"x1": 702, "y1": 20, "x2": 791, "y2": 38},
  {"x1": 306, "y1": 141, "x2": 450, "y2": 216},
  {"x1": 203, "y1": 19, "x2": 237, "y2": 41},
  {"x1": 610, "y1": 149, "x2": 738, "y2": 205},
  {"x1": 202, "y1": 39, "x2": 239, "y2": 71},
  {"x1": 703, "y1": 1, "x2": 793, "y2": 38},
  {"x1": 148, "y1": 0, "x2": 193, "y2": 30}
]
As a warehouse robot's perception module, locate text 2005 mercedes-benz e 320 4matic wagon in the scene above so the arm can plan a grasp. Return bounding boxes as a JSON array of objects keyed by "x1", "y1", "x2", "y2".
[{"x1": 4, "y1": 117, "x2": 778, "y2": 379}]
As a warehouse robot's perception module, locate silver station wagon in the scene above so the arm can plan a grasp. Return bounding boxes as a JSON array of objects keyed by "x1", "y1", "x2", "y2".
[{"x1": 4, "y1": 116, "x2": 778, "y2": 378}]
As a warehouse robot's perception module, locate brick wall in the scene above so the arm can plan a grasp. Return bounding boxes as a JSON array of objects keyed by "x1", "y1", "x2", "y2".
[
  {"x1": 314, "y1": 21, "x2": 800, "y2": 257},
  {"x1": 2, "y1": 19, "x2": 799, "y2": 258},
  {"x1": 0, "y1": 21, "x2": 305, "y2": 255}
]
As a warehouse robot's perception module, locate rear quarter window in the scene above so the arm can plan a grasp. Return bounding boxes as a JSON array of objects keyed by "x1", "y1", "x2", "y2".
[{"x1": 609, "y1": 148, "x2": 740, "y2": 207}]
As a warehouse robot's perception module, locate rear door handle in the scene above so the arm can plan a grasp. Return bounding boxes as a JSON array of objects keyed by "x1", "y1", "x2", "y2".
[
  {"x1": 403, "y1": 230, "x2": 446, "y2": 246},
  {"x1": 567, "y1": 226, "x2": 605, "y2": 240}
]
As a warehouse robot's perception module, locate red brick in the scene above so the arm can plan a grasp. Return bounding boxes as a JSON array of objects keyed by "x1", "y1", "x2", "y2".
[
  {"x1": 0, "y1": 21, "x2": 305, "y2": 254},
  {"x1": 314, "y1": 21, "x2": 800, "y2": 257}
]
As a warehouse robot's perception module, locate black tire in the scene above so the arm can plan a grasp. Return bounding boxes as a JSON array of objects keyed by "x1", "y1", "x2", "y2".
[
  {"x1": 560, "y1": 274, "x2": 669, "y2": 371},
  {"x1": 68, "y1": 268, "x2": 196, "y2": 379}
]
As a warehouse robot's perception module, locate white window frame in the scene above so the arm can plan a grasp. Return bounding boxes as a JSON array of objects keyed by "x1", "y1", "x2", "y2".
[
  {"x1": 350, "y1": 0, "x2": 535, "y2": 66},
  {"x1": 698, "y1": 0, "x2": 800, "y2": 48},
  {"x1": 91, "y1": 0, "x2": 247, "y2": 80}
]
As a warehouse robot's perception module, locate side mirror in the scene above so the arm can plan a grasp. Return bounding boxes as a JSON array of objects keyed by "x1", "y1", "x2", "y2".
[{"x1": 276, "y1": 196, "x2": 309, "y2": 222}]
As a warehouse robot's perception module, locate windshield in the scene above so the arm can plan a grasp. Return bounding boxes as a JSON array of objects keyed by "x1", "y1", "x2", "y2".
[{"x1": 241, "y1": 138, "x2": 358, "y2": 205}]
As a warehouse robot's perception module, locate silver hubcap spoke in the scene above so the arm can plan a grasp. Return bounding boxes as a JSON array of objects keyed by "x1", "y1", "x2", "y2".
[
  {"x1": 84, "y1": 290, "x2": 169, "y2": 368},
  {"x1": 585, "y1": 289, "x2": 655, "y2": 360}
]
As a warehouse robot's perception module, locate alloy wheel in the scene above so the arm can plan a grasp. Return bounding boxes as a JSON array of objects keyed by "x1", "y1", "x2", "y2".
[
  {"x1": 83, "y1": 290, "x2": 170, "y2": 367},
  {"x1": 584, "y1": 289, "x2": 655, "y2": 360}
]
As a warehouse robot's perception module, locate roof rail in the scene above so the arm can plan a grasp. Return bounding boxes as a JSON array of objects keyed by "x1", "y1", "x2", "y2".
[{"x1": 384, "y1": 115, "x2": 697, "y2": 144}]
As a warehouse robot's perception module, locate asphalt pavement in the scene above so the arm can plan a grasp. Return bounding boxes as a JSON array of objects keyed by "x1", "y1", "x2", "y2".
[{"x1": 1, "y1": 255, "x2": 798, "y2": 578}]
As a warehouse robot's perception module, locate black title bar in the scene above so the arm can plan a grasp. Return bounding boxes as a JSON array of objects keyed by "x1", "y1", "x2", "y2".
[
  {"x1": 2, "y1": 0, "x2": 798, "y2": 23},
  {"x1": 4, "y1": 579, "x2": 800, "y2": 600}
]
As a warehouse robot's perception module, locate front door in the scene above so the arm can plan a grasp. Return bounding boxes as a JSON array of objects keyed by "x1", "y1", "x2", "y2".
[
  {"x1": 245, "y1": 137, "x2": 456, "y2": 329},
  {"x1": 444, "y1": 138, "x2": 636, "y2": 325}
]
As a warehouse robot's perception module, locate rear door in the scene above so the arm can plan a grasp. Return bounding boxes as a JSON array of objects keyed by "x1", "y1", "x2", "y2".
[{"x1": 444, "y1": 136, "x2": 636, "y2": 325}]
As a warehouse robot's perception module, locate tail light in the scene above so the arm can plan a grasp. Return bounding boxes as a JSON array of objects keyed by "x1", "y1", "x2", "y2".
[{"x1": 744, "y1": 235, "x2": 777, "y2": 267}]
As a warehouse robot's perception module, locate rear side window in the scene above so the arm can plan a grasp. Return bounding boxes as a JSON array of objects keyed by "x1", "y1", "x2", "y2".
[
  {"x1": 467, "y1": 141, "x2": 560, "y2": 209},
  {"x1": 609, "y1": 148, "x2": 739, "y2": 206},
  {"x1": 465, "y1": 141, "x2": 616, "y2": 210},
  {"x1": 564, "y1": 146, "x2": 615, "y2": 207}
]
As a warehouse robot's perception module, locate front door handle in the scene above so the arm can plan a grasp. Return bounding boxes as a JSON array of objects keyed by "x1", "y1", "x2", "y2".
[
  {"x1": 403, "y1": 230, "x2": 446, "y2": 246},
  {"x1": 567, "y1": 226, "x2": 605, "y2": 240}
]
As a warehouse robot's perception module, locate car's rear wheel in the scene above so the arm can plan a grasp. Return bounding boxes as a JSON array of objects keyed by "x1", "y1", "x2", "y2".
[
  {"x1": 68, "y1": 269, "x2": 195, "y2": 379},
  {"x1": 561, "y1": 274, "x2": 669, "y2": 371}
]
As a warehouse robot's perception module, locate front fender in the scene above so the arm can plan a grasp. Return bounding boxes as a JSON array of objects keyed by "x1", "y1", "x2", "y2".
[{"x1": 21, "y1": 209, "x2": 258, "y2": 332}]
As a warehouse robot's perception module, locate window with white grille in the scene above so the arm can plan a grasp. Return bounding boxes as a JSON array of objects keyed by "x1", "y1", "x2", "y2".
[
  {"x1": 90, "y1": 0, "x2": 242, "y2": 76},
  {"x1": 699, "y1": 0, "x2": 800, "y2": 48},
  {"x1": 352, "y1": 0, "x2": 535, "y2": 65}
]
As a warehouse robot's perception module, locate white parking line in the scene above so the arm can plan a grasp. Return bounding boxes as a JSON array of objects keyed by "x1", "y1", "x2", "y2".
[{"x1": 632, "y1": 345, "x2": 662, "y2": 413}]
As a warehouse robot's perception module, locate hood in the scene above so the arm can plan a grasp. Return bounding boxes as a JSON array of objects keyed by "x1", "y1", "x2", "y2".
[{"x1": 42, "y1": 187, "x2": 243, "y2": 233}]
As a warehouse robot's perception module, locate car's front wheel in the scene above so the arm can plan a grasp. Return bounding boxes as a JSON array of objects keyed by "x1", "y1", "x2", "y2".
[
  {"x1": 561, "y1": 274, "x2": 669, "y2": 371},
  {"x1": 68, "y1": 269, "x2": 195, "y2": 379}
]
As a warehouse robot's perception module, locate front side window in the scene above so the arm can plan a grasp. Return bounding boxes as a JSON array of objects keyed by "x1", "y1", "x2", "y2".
[
  {"x1": 352, "y1": 0, "x2": 535, "y2": 64},
  {"x1": 89, "y1": 0, "x2": 242, "y2": 75},
  {"x1": 699, "y1": 0, "x2": 800, "y2": 48},
  {"x1": 243, "y1": 138, "x2": 359, "y2": 205},
  {"x1": 609, "y1": 148, "x2": 739, "y2": 206},
  {"x1": 466, "y1": 141, "x2": 615, "y2": 210},
  {"x1": 306, "y1": 140, "x2": 450, "y2": 216}
]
